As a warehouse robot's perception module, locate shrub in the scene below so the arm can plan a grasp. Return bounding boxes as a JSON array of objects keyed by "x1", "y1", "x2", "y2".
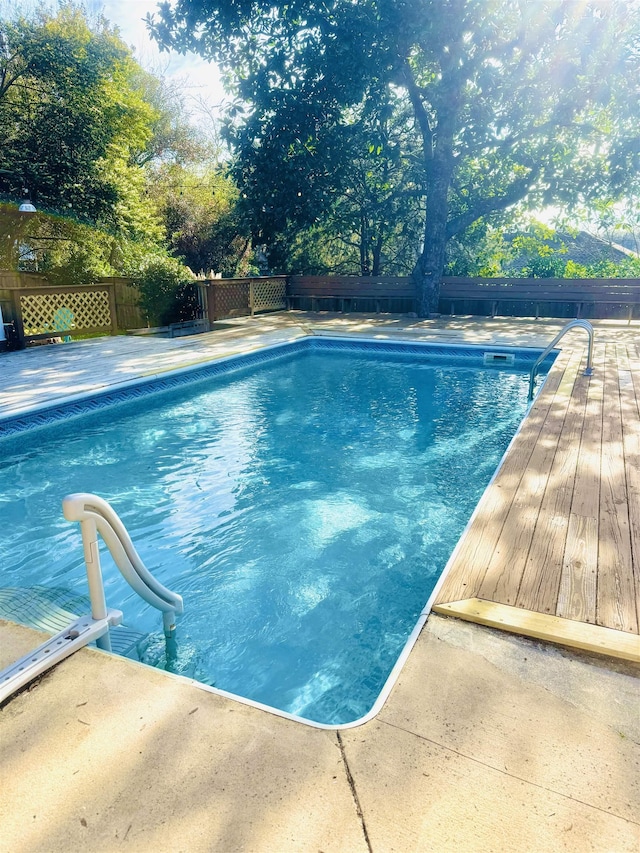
[{"x1": 132, "y1": 256, "x2": 196, "y2": 326}]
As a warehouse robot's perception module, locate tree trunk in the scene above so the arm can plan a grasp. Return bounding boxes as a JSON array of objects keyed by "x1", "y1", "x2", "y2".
[
  {"x1": 371, "y1": 229, "x2": 384, "y2": 276},
  {"x1": 412, "y1": 160, "x2": 451, "y2": 317}
]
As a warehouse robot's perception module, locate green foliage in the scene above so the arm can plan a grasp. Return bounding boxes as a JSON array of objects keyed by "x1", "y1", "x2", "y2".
[
  {"x1": 40, "y1": 241, "x2": 111, "y2": 287},
  {"x1": 445, "y1": 221, "x2": 512, "y2": 277},
  {"x1": 131, "y1": 256, "x2": 196, "y2": 326},
  {"x1": 148, "y1": 164, "x2": 251, "y2": 276},
  {"x1": 445, "y1": 216, "x2": 640, "y2": 279},
  {"x1": 263, "y1": 97, "x2": 424, "y2": 275},
  {"x1": 0, "y1": 3, "x2": 128, "y2": 220},
  {"x1": 0, "y1": 0, "x2": 180, "y2": 296},
  {"x1": 149, "y1": 0, "x2": 640, "y2": 314},
  {"x1": 0, "y1": 3, "x2": 251, "y2": 303},
  {"x1": 581, "y1": 256, "x2": 640, "y2": 278},
  {"x1": 509, "y1": 223, "x2": 568, "y2": 278}
]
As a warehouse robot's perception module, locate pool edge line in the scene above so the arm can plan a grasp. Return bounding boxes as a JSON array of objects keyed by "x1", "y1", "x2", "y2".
[{"x1": 1, "y1": 331, "x2": 563, "y2": 730}]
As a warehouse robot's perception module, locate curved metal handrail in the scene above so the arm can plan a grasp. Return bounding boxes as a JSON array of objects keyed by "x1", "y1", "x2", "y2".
[
  {"x1": 62, "y1": 493, "x2": 184, "y2": 645},
  {"x1": 528, "y1": 319, "x2": 594, "y2": 401}
]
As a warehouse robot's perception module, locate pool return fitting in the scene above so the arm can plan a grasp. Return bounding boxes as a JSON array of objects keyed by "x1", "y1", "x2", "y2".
[
  {"x1": 0, "y1": 493, "x2": 183, "y2": 705},
  {"x1": 528, "y1": 318, "x2": 594, "y2": 400}
]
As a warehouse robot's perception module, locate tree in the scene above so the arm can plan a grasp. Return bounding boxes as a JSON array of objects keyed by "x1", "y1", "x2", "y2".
[
  {"x1": 148, "y1": 163, "x2": 252, "y2": 276},
  {"x1": 0, "y1": 3, "x2": 131, "y2": 220},
  {"x1": 0, "y1": 3, "x2": 252, "y2": 290},
  {"x1": 444, "y1": 220, "x2": 512, "y2": 277},
  {"x1": 263, "y1": 95, "x2": 425, "y2": 276},
  {"x1": 149, "y1": 0, "x2": 640, "y2": 316}
]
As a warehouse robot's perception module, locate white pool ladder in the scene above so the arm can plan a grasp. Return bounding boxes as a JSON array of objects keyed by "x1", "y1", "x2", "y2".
[
  {"x1": 0, "y1": 493, "x2": 183, "y2": 705},
  {"x1": 528, "y1": 319, "x2": 594, "y2": 400}
]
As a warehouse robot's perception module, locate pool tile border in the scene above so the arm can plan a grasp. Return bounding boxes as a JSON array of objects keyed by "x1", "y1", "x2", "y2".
[{"x1": 0, "y1": 336, "x2": 552, "y2": 440}]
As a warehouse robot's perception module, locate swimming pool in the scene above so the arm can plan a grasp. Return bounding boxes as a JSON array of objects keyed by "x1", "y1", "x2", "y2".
[{"x1": 0, "y1": 338, "x2": 553, "y2": 725}]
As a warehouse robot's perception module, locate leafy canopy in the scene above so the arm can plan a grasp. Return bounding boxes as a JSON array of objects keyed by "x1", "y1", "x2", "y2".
[
  {"x1": 0, "y1": 2, "x2": 254, "y2": 298},
  {"x1": 151, "y1": 3, "x2": 640, "y2": 311}
]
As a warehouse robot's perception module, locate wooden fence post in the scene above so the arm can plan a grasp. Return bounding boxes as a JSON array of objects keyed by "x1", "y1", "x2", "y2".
[
  {"x1": 107, "y1": 283, "x2": 117, "y2": 334},
  {"x1": 10, "y1": 290, "x2": 25, "y2": 349}
]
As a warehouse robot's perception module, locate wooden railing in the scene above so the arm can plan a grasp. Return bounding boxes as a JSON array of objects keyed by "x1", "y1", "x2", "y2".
[
  {"x1": 286, "y1": 275, "x2": 640, "y2": 322},
  {"x1": 204, "y1": 276, "x2": 287, "y2": 320}
]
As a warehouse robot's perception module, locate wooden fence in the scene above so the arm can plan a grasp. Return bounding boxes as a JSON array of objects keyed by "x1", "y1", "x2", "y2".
[
  {"x1": 286, "y1": 275, "x2": 413, "y2": 314},
  {"x1": 2, "y1": 271, "x2": 639, "y2": 349},
  {"x1": 0, "y1": 273, "x2": 286, "y2": 348},
  {"x1": 204, "y1": 277, "x2": 287, "y2": 320},
  {"x1": 286, "y1": 275, "x2": 640, "y2": 321},
  {"x1": 440, "y1": 277, "x2": 640, "y2": 321},
  {"x1": 110, "y1": 277, "x2": 146, "y2": 331},
  {"x1": 0, "y1": 272, "x2": 146, "y2": 348}
]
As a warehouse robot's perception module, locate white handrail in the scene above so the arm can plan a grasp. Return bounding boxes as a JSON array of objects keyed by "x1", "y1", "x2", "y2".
[
  {"x1": 0, "y1": 495, "x2": 183, "y2": 705},
  {"x1": 62, "y1": 493, "x2": 184, "y2": 642},
  {"x1": 528, "y1": 319, "x2": 594, "y2": 400}
]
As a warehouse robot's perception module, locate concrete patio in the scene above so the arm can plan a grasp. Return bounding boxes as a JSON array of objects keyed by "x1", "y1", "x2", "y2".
[{"x1": 0, "y1": 313, "x2": 638, "y2": 852}]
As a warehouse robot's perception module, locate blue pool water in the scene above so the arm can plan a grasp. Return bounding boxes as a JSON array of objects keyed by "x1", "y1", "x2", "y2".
[{"x1": 0, "y1": 340, "x2": 550, "y2": 724}]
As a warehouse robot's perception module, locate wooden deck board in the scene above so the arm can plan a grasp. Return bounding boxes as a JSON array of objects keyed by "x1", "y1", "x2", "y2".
[
  {"x1": 556, "y1": 344, "x2": 605, "y2": 625},
  {"x1": 597, "y1": 344, "x2": 637, "y2": 633},
  {"x1": 623, "y1": 344, "x2": 640, "y2": 630},
  {"x1": 433, "y1": 598, "x2": 640, "y2": 662},
  {"x1": 436, "y1": 333, "x2": 640, "y2": 660},
  {"x1": 477, "y1": 350, "x2": 582, "y2": 606},
  {"x1": 515, "y1": 353, "x2": 589, "y2": 614}
]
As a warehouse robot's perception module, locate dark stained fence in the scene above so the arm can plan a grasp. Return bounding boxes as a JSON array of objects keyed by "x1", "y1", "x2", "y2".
[
  {"x1": 440, "y1": 277, "x2": 640, "y2": 321},
  {"x1": 286, "y1": 275, "x2": 640, "y2": 321},
  {"x1": 287, "y1": 275, "x2": 415, "y2": 314}
]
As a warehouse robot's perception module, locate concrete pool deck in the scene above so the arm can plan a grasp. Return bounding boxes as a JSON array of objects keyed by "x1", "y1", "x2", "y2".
[{"x1": 1, "y1": 313, "x2": 639, "y2": 851}]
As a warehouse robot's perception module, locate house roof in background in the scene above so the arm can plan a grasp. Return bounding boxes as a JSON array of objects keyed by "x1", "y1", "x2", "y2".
[{"x1": 506, "y1": 229, "x2": 636, "y2": 270}]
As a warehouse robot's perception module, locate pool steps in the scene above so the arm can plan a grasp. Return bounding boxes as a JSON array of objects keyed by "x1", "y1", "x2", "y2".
[
  {"x1": 0, "y1": 494, "x2": 184, "y2": 704},
  {"x1": 0, "y1": 587, "x2": 150, "y2": 659}
]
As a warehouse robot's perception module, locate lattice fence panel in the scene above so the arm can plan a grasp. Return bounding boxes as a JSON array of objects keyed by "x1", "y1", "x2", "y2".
[
  {"x1": 253, "y1": 278, "x2": 286, "y2": 312},
  {"x1": 213, "y1": 282, "x2": 250, "y2": 319},
  {"x1": 20, "y1": 290, "x2": 112, "y2": 335}
]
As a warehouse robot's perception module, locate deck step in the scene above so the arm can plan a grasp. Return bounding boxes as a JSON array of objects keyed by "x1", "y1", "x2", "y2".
[
  {"x1": 0, "y1": 587, "x2": 149, "y2": 660},
  {"x1": 433, "y1": 598, "x2": 640, "y2": 663}
]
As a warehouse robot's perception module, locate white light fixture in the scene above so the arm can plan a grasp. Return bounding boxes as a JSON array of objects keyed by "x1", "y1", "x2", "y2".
[{"x1": 19, "y1": 187, "x2": 36, "y2": 213}]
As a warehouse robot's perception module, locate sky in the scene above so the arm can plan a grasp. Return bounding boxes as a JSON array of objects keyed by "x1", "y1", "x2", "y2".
[
  {"x1": 89, "y1": 1, "x2": 227, "y2": 114},
  {"x1": 6, "y1": 0, "x2": 227, "y2": 126}
]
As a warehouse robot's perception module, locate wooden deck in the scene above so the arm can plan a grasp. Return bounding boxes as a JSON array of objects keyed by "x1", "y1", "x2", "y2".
[{"x1": 434, "y1": 338, "x2": 640, "y2": 662}]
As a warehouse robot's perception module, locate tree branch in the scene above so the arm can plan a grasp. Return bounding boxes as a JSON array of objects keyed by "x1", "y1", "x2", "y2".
[
  {"x1": 401, "y1": 60, "x2": 433, "y2": 162},
  {"x1": 445, "y1": 168, "x2": 540, "y2": 238}
]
